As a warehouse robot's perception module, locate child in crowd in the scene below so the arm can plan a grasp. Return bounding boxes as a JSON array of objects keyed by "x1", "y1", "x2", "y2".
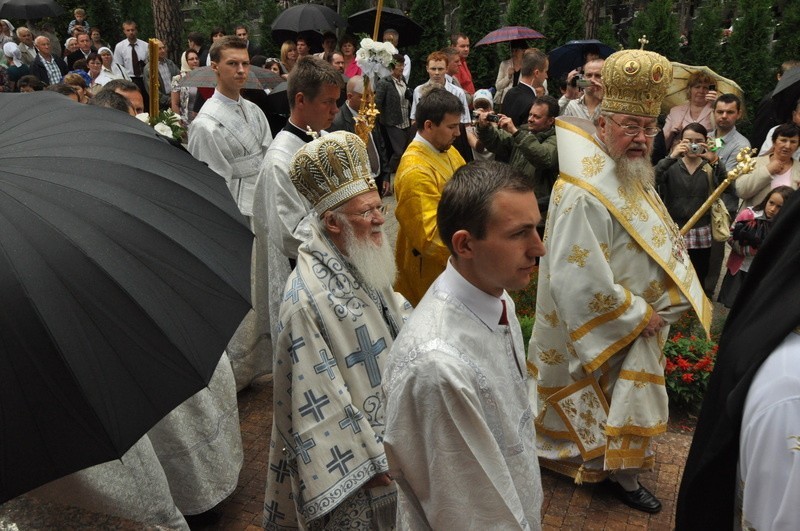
[
  {"x1": 718, "y1": 186, "x2": 794, "y2": 307},
  {"x1": 67, "y1": 8, "x2": 90, "y2": 36}
]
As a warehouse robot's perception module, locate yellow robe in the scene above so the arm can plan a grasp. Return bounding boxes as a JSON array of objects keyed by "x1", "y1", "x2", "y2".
[{"x1": 393, "y1": 139, "x2": 465, "y2": 306}]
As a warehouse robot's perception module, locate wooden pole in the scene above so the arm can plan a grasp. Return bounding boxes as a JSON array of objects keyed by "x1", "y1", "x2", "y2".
[
  {"x1": 372, "y1": 0, "x2": 384, "y2": 41},
  {"x1": 148, "y1": 39, "x2": 160, "y2": 123}
]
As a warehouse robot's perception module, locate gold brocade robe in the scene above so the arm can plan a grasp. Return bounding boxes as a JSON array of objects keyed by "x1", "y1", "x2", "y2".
[
  {"x1": 530, "y1": 118, "x2": 711, "y2": 482},
  {"x1": 393, "y1": 139, "x2": 465, "y2": 306}
]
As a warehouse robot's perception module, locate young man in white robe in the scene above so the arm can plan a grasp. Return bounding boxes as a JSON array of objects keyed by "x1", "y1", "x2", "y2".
[
  {"x1": 263, "y1": 132, "x2": 412, "y2": 530},
  {"x1": 530, "y1": 49, "x2": 710, "y2": 513},
  {"x1": 383, "y1": 160, "x2": 545, "y2": 530},
  {"x1": 188, "y1": 35, "x2": 273, "y2": 390}
]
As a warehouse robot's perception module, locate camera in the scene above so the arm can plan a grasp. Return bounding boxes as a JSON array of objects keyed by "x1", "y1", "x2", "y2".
[
  {"x1": 486, "y1": 113, "x2": 500, "y2": 123},
  {"x1": 570, "y1": 74, "x2": 592, "y2": 89},
  {"x1": 708, "y1": 84, "x2": 716, "y2": 92},
  {"x1": 689, "y1": 143, "x2": 705, "y2": 154}
]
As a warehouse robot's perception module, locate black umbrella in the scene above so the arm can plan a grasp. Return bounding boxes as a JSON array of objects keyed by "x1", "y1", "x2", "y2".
[
  {"x1": 266, "y1": 80, "x2": 291, "y2": 116},
  {"x1": 771, "y1": 66, "x2": 800, "y2": 123},
  {"x1": 0, "y1": 92, "x2": 253, "y2": 504},
  {"x1": 0, "y1": 0, "x2": 64, "y2": 19},
  {"x1": 347, "y1": 7, "x2": 423, "y2": 47},
  {"x1": 271, "y1": 4, "x2": 346, "y2": 46},
  {"x1": 547, "y1": 39, "x2": 617, "y2": 82}
]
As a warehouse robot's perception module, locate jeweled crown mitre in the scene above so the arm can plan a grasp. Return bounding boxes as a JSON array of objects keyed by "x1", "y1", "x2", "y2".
[
  {"x1": 290, "y1": 131, "x2": 377, "y2": 215},
  {"x1": 601, "y1": 49, "x2": 672, "y2": 118}
]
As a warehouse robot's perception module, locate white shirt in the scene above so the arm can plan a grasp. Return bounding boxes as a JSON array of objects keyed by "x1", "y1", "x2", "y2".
[{"x1": 113, "y1": 38, "x2": 149, "y2": 77}]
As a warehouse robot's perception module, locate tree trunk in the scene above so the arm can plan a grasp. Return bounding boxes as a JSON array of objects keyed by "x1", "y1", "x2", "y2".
[
  {"x1": 582, "y1": 0, "x2": 600, "y2": 40},
  {"x1": 151, "y1": 0, "x2": 184, "y2": 65},
  {"x1": 678, "y1": 0, "x2": 692, "y2": 36}
]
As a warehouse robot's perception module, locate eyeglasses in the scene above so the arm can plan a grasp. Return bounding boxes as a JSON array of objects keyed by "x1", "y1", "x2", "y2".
[
  {"x1": 344, "y1": 204, "x2": 389, "y2": 220},
  {"x1": 606, "y1": 115, "x2": 661, "y2": 138}
]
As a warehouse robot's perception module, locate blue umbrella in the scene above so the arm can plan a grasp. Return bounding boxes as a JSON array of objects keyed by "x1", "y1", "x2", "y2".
[{"x1": 547, "y1": 39, "x2": 617, "y2": 82}]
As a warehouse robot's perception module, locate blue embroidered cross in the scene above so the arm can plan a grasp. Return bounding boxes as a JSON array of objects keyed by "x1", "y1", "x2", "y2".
[
  {"x1": 298, "y1": 390, "x2": 330, "y2": 422},
  {"x1": 313, "y1": 348, "x2": 337, "y2": 380},
  {"x1": 287, "y1": 333, "x2": 305, "y2": 363},
  {"x1": 338, "y1": 405, "x2": 364, "y2": 434},
  {"x1": 345, "y1": 325, "x2": 387, "y2": 388},
  {"x1": 264, "y1": 500, "x2": 285, "y2": 523},
  {"x1": 269, "y1": 459, "x2": 290, "y2": 483},
  {"x1": 325, "y1": 445, "x2": 355, "y2": 476},
  {"x1": 293, "y1": 432, "x2": 316, "y2": 464},
  {"x1": 284, "y1": 276, "x2": 303, "y2": 304}
]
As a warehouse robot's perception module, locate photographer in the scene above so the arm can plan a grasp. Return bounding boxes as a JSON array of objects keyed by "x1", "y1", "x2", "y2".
[
  {"x1": 655, "y1": 122, "x2": 725, "y2": 286},
  {"x1": 562, "y1": 59, "x2": 604, "y2": 120},
  {"x1": 475, "y1": 95, "x2": 559, "y2": 222}
]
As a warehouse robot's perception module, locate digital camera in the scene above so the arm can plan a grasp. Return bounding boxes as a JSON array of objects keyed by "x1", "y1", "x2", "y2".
[{"x1": 689, "y1": 143, "x2": 705, "y2": 154}]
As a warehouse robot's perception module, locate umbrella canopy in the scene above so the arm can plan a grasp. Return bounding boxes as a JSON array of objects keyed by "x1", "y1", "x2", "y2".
[
  {"x1": 347, "y1": 7, "x2": 423, "y2": 47},
  {"x1": 771, "y1": 66, "x2": 800, "y2": 122},
  {"x1": 474, "y1": 26, "x2": 545, "y2": 47},
  {"x1": 547, "y1": 39, "x2": 616, "y2": 82},
  {"x1": 0, "y1": 0, "x2": 63, "y2": 19},
  {"x1": 0, "y1": 92, "x2": 253, "y2": 504},
  {"x1": 178, "y1": 65, "x2": 282, "y2": 90},
  {"x1": 265, "y1": 80, "x2": 291, "y2": 116},
  {"x1": 662, "y1": 62, "x2": 744, "y2": 113},
  {"x1": 271, "y1": 4, "x2": 346, "y2": 46}
]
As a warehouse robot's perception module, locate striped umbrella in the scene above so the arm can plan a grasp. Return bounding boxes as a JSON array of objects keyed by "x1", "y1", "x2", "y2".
[{"x1": 474, "y1": 26, "x2": 545, "y2": 47}]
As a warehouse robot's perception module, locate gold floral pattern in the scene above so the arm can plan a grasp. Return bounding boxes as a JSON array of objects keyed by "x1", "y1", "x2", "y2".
[
  {"x1": 633, "y1": 380, "x2": 647, "y2": 389},
  {"x1": 599, "y1": 243, "x2": 610, "y2": 262},
  {"x1": 567, "y1": 245, "x2": 590, "y2": 267},
  {"x1": 539, "y1": 349, "x2": 566, "y2": 366},
  {"x1": 543, "y1": 310, "x2": 560, "y2": 327},
  {"x1": 642, "y1": 280, "x2": 664, "y2": 304},
  {"x1": 552, "y1": 180, "x2": 565, "y2": 206},
  {"x1": 581, "y1": 153, "x2": 605, "y2": 178},
  {"x1": 651, "y1": 226, "x2": 667, "y2": 248},
  {"x1": 618, "y1": 185, "x2": 648, "y2": 222},
  {"x1": 589, "y1": 292, "x2": 617, "y2": 314},
  {"x1": 566, "y1": 341, "x2": 578, "y2": 358},
  {"x1": 579, "y1": 410, "x2": 597, "y2": 426},
  {"x1": 789, "y1": 435, "x2": 800, "y2": 452},
  {"x1": 626, "y1": 241, "x2": 643, "y2": 253},
  {"x1": 561, "y1": 398, "x2": 577, "y2": 417},
  {"x1": 577, "y1": 427, "x2": 597, "y2": 445},
  {"x1": 580, "y1": 391, "x2": 601, "y2": 410}
]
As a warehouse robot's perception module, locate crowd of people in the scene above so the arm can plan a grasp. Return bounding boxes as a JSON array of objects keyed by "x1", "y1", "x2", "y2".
[{"x1": 3, "y1": 10, "x2": 800, "y2": 531}]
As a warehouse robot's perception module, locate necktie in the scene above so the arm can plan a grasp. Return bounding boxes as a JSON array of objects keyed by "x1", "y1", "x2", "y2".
[
  {"x1": 499, "y1": 299, "x2": 509, "y2": 325},
  {"x1": 131, "y1": 43, "x2": 142, "y2": 77}
]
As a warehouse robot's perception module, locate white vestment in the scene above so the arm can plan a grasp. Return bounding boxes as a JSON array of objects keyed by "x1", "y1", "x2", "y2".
[
  {"x1": 531, "y1": 118, "x2": 711, "y2": 481},
  {"x1": 737, "y1": 330, "x2": 800, "y2": 531},
  {"x1": 383, "y1": 262, "x2": 543, "y2": 530},
  {"x1": 188, "y1": 94, "x2": 272, "y2": 217},
  {"x1": 263, "y1": 222, "x2": 412, "y2": 530}
]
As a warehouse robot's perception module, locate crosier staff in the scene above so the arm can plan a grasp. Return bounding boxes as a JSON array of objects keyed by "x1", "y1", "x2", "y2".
[{"x1": 148, "y1": 38, "x2": 159, "y2": 123}]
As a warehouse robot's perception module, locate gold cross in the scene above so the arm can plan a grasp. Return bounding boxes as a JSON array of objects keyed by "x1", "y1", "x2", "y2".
[{"x1": 638, "y1": 35, "x2": 649, "y2": 49}]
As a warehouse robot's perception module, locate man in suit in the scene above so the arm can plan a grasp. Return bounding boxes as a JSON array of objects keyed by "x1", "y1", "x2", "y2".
[
  {"x1": 66, "y1": 32, "x2": 96, "y2": 70},
  {"x1": 375, "y1": 54, "x2": 412, "y2": 176},
  {"x1": 30, "y1": 36, "x2": 68, "y2": 85},
  {"x1": 330, "y1": 75, "x2": 391, "y2": 195},
  {"x1": 502, "y1": 49, "x2": 548, "y2": 128},
  {"x1": 234, "y1": 25, "x2": 261, "y2": 59}
]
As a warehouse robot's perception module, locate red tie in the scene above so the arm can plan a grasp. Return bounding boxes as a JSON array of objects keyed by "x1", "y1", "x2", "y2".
[{"x1": 499, "y1": 300, "x2": 509, "y2": 326}]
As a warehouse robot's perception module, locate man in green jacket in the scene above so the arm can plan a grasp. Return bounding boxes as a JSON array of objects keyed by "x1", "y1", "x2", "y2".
[{"x1": 475, "y1": 95, "x2": 559, "y2": 219}]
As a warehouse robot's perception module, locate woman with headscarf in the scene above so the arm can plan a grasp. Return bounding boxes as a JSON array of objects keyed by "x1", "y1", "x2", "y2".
[
  {"x1": 171, "y1": 48, "x2": 200, "y2": 126},
  {"x1": 0, "y1": 19, "x2": 14, "y2": 46},
  {"x1": 3, "y1": 42, "x2": 29, "y2": 91},
  {"x1": 95, "y1": 46, "x2": 129, "y2": 84}
]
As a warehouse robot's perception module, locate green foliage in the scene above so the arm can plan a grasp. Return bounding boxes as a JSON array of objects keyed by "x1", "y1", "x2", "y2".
[
  {"x1": 86, "y1": 0, "x2": 121, "y2": 43},
  {"x1": 596, "y1": 18, "x2": 620, "y2": 51},
  {"x1": 259, "y1": 0, "x2": 281, "y2": 59},
  {"x1": 342, "y1": 0, "x2": 370, "y2": 19},
  {"x1": 627, "y1": 0, "x2": 679, "y2": 60},
  {"x1": 505, "y1": 0, "x2": 542, "y2": 31},
  {"x1": 664, "y1": 330, "x2": 718, "y2": 412},
  {"x1": 187, "y1": 0, "x2": 257, "y2": 37},
  {"x1": 117, "y1": 0, "x2": 154, "y2": 42},
  {"x1": 681, "y1": 1, "x2": 725, "y2": 68},
  {"x1": 541, "y1": 0, "x2": 582, "y2": 52},
  {"x1": 457, "y1": 0, "x2": 500, "y2": 89},
  {"x1": 773, "y1": 0, "x2": 800, "y2": 66},
  {"x1": 407, "y1": 0, "x2": 447, "y2": 87},
  {"x1": 519, "y1": 315, "x2": 534, "y2": 353},
  {"x1": 508, "y1": 267, "x2": 538, "y2": 318}
]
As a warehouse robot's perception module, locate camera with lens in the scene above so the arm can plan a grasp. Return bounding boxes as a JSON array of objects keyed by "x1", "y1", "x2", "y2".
[
  {"x1": 570, "y1": 75, "x2": 592, "y2": 89},
  {"x1": 472, "y1": 111, "x2": 500, "y2": 123},
  {"x1": 688, "y1": 143, "x2": 705, "y2": 154}
]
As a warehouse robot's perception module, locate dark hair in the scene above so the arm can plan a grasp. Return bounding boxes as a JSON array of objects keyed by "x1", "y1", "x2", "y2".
[
  {"x1": 73, "y1": 59, "x2": 88, "y2": 71},
  {"x1": 714, "y1": 93, "x2": 743, "y2": 112},
  {"x1": 265, "y1": 58, "x2": 281, "y2": 71},
  {"x1": 438, "y1": 161, "x2": 534, "y2": 254},
  {"x1": 339, "y1": 34, "x2": 357, "y2": 49},
  {"x1": 209, "y1": 35, "x2": 247, "y2": 63},
  {"x1": 45, "y1": 83, "x2": 78, "y2": 97},
  {"x1": 185, "y1": 48, "x2": 200, "y2": 62},
  {"x1": 521, "y1": 49, "x2": 547, "y2": 77},
  {"x1": 533, "y1": 95, "x2": 559, "y2": 119},
  {"x1": 415, "y1": 87, "x2": 463, "y2": 126},
  {"x1": 681, "y1": 122, "x2": 708, "y2": 139},
  {"x1": 210, "y1": 26, "x2": 225, "y2": 38},
  {"x1": 18, "y1": 75, "x2": 45, "y2": 91},
  {"x1": 250, "y1": 54, "x2": 267, "y2": 68},
  {"x1": 509, "y1": 39, "x2": 528, "y2": 50},
  {"x1": 450, "y1": 33, "x2": 468, "y2": 45},
  {"x1": 779, "y1": 60, "x2": 800, "y2": 77},
  {"x1": 771, "y1": 123, "x2": 800, "y2": 142},
  {"x1": 754, "y1": 185, "x2": 794, "y2": 214},
  {"x1": 234, "y1": 24, "x2": 247, "y2": 33},
  {"x1": 102, "y1": 78, "x2": 139, "y2": 93},
  {"x1": 287, "y1": 56, "x2": 343, "y2": 110},
  {"x1": 86, "y1": 52, "x2": 101, "y2": 64},
  {"x1": 187, "y1": 31, "x2": 205, "y2": 47},
  {"x1": 89, "y1": 89, "x2": 132, "y2": 112}
]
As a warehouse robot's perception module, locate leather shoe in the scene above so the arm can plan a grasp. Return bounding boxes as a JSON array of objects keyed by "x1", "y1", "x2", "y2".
[{"x1": 607, "y1": 480, "x2": 662, "y2": 513}]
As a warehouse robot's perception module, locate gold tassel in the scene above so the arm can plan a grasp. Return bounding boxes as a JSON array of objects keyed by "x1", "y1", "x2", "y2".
[{"x1": 574, "y1": 464, "x2": 585, "y2": 485}]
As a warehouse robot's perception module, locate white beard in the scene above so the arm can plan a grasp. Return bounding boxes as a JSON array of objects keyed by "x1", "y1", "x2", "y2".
[
  {"x1": 616, "y1": 154, "x2": 656, "y2": 189},
  {"x1": 341, "y1": 220, "x2": 397, "y2": 291}
]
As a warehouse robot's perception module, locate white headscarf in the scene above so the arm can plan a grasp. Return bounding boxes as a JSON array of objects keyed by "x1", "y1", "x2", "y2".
[{"x1": 3, "y1": 42, "x2": 22, "y2": 67}]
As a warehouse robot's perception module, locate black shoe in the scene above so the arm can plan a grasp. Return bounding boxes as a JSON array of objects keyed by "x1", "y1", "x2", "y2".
[{"x1": 607, "y1": 480, "x2": 662, "y2": 513}]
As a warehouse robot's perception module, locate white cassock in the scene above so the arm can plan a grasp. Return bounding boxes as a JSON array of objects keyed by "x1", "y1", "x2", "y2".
[
  {"x1": 737, "y1": 330, "x2": 800, "y2": 530},
  {"x1": 383, "y1": 261, "x2": 543, "y2": 530}
]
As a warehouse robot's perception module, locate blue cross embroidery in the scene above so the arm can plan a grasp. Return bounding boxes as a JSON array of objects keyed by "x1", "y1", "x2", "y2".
[
  {"x1": 264, "y1": 500, "x2": 285, "y2": 522},
  {"x1": 293, "y1": 432, "x2": 316, "y2": 464},
  {"x1": 325, "y1": 445, "x2": 355, "y2": 476},
  {"x1": 345, "y1": 325, "x2": 387, "y2": 388},
  {"x1": 338, "y1": 405, "x2": 364, "y2": 434},
  {"x1": 287, "y1": 333, "x2": 305, "y2": 363},
  {"x1": 298, "y1": 390, "x2": 330, "y2": 422},
  {"x1": 269, "y1": 459, "x2": 290, "y2": 483},
  {"x1": 284, "y1": 276, "x2": 303, "y2": 304},
  {"x1": 313, "y1": 349, "x2": 337, "y2": 380}
]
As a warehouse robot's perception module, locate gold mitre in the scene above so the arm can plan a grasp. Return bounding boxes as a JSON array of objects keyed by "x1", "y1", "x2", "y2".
[
  {"x1": 601, "y1": 49, "x2": 672, "y2": 118},
  {"x1": 290, "y1": 131, "x2": 377, "y2": 215}
]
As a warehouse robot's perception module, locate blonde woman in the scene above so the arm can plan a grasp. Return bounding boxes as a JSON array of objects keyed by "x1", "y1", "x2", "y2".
[{"x1": 280, "y1": 40, "x2": 297, "y2": 79}]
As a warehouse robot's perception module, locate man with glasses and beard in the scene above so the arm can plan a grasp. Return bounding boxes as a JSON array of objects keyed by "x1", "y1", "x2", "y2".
[
  {"x1": 263, "y1": 131, "x2": 412, "y2": 531},
  {"x1": 530, "y1": 49, "x2": 711, "y2": 514}
]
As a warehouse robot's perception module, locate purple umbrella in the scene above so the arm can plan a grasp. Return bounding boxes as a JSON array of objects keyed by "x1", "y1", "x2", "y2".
[{"x1": 474, "y1": 26, "x2": 545, "y2": 47}]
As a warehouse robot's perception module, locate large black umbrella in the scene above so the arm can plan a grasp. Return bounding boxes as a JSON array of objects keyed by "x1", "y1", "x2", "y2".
[
  {"x1": 271, "y1": 4, "x2": 346, "y2": 46},
  {"x1": 0, "y1": 92, "x2": 253, "y2": 504},
  {"x1": 547, "y1": 39, "x2": 617, "y2": 82},
  {"x1": 771, "y1": 66, "x2": 800, "y2": 123},
  {"x1": 0, "y1": 0, "x2": 64, "y2": 19},
  {"x1": 347, "y1": 7, "x2": 423, "y2": 47}
]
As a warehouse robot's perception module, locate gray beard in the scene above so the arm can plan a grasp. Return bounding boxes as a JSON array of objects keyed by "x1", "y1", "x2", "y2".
[
  {"x1": 341, "y1": 221, "x2": 397, "y2": 291},
  {"x1": 615, "y1": 155, "x2": 656, "y2": 190}
]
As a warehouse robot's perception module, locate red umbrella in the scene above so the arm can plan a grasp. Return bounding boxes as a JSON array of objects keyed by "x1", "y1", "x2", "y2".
[{"x1": 475, "y1": 26, "x2": 545, "y2": 46}]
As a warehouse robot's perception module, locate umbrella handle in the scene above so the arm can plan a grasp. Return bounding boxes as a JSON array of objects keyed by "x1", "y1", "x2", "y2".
[{"x1": 373, "y1": 0, "x2": 384, "y2": 40}]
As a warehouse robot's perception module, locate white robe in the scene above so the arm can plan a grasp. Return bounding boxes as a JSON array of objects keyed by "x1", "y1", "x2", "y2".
[
  {"x1": 737, "y1": 331, "x2": 800, "y2": 531},
  {"x1": 383, "y1": 262, "x2": 543, "y2": 530}
]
